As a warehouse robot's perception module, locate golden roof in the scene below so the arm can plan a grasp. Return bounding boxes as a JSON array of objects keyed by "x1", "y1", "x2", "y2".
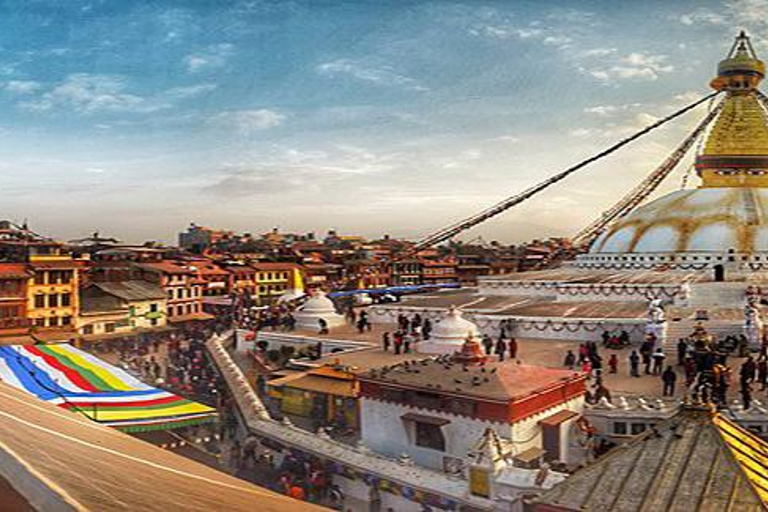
[
  {"x1": 703, "y1": 94, "x2": 768, "y2": 157},
  {"x1": 697, "y1": 32, "x2": 768, "y2": 188},
  {"x1": 529, "y1": 407, "x2": 768, "y2": 511}
]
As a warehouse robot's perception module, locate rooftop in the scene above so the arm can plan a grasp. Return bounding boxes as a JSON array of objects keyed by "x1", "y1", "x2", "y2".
[
  {"x1": 528, "y1": 406, "x2": 768, "y2": 511},
  {"x1": 0, "y1": 380, "x2": 313, "y2": 511},
  {"x1": 92, "y1": 280, "x2": 166, "y2": 301},
  {"x1": 361, "y1": 358, "x2": 585, "y2": 402}
]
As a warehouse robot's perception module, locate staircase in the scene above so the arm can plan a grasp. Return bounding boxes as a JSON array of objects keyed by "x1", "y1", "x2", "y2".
[{"x1": 665, "y1": 318, "x2": 743, "y2": 345}]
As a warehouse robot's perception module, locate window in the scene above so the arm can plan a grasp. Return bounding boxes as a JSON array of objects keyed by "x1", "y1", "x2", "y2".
[
  {"x1": 631, "y1": 423, "x2": 646, "y2": 435},
  {"x1": 34, "y1": 294, "x2": 45, "y2": 309},
  {"x1": 34, "y1": 318, "x2": 45, "y2": 327},
  {"x1": 61, "y1": 293, "x2": 71, "y2": 307},
  {"x1": 151, "y1": 318, "x2": 158, "y2": 326},
  {"x1": 82, "y1": 325, "x2": 93, "y2": 335},
  {"x1": 61, "y1": 316, "x2": 71, "y2": 326},
  {"x1": 415, "y1": 422, "x2": 446, "y2": 451},
  {"x1": 60, "y1": 271, "x2": 72, "y2": 284},
  {"x1": 150, "y1": 303, "x2": 158, "y2": 313},
  {"x1": 613, "y1": 422, "x2": 628, "y2": 435},
  {"x1": 34, "y1": 272, "x2": 46, "y2": 285},
  {"x1": 48, "y1": 294, "x2": 59, "y2": 308},
  {"x1": 105, "y1": 323, "x2": 116, "y2": 333}
]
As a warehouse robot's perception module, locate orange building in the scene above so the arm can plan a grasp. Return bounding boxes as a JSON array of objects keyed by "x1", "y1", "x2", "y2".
[
  {"x1": 0, "y1": 263, "x2": 31, "y2": 338},
  {"x1": 133, "y1": 261, "x2": 212, "y2": 324}
]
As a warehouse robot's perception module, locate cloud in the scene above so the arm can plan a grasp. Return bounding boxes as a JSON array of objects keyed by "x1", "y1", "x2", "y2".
[
  {"x1": 581, "y1": 48, "x2": 617, "y2": 57},
  {"x1": 209, "y1": 109, "x2": 286, "y2": 133},
  {"x1": 3, "y1": 80, "x2": 42, "y2": 95},
  {"x1": 317, "y1": 59, "x2": 428, "y2": 91},
  {"x1": 183, "y1": 43, "x2": 234, "y2": 73},
  {"x1": 678, "y1": 9, "x2": 726, "y2": 26},
  {"x1": 727, "y1": 0, "x2": 768, "y2": 28},
  {"x1": 20, "y1": 74, "x2": 164, "y2": 114},
  {"x1": 204, "y1": 145, "x2": 398, "y2": 197},
  {"x1": 163, "y1": 83, "x2": 217, "y2": 100},
  {"x1": 16, "y1": 76, "x2": 216, "y2": 115},
  {"x1": 587, "y1": 52, "x2": 674, "y2": 82}
]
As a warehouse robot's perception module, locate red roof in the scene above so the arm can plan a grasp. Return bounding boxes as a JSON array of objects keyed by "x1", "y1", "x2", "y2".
[
  {"x1": 0, "y1": 263, "x2": 30, "y2": 279},
  {"x1": 136, "y1": 261, "x2": 195, "y2": 275},
  {"x1": 251, "y1": 262, "x2": 297, "y2": 271}
]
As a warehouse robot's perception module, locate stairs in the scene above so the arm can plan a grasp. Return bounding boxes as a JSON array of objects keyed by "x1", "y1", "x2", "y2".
[{"x1": 665, "y1": 318, "x2": 743, "y2": 344}]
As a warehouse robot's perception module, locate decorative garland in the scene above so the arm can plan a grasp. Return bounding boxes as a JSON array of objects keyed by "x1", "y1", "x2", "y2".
[
  {"x1": 482, "y1": 280, "x2": 680, "y2": 298},
  {"x1": 328, "y1": 461, "x2": 459, "y2": 510}
]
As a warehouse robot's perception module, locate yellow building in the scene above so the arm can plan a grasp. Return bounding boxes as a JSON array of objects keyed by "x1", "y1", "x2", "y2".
[
  {"x1": 26, "y1": 243, "x2": 80, "y2": 334},
  {"x1": 252, "y1": 263, "x2": 304, "y2": 303}
]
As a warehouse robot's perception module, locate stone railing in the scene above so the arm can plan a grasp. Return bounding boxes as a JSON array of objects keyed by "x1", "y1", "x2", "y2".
[{"x1": 206, "y1": 332, "x2": 496, "y2": 511}]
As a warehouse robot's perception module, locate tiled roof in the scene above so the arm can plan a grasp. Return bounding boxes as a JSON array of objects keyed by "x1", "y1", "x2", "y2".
[
  {"x1": 362, "y1": 359, "x2": 583, "y2": 402},
  {"x1": 528, "y1": 406, "x2": 768, "y2": 511},
  {"x1": 135, "y1": 261, "x2": 194, "y2": 275},
  {"x1": 92, "y1": 280, "x2": 166, "y2": 301}
]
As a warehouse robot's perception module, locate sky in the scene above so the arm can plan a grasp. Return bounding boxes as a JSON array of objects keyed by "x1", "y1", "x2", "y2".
[{"x1": 0, "y1": 0, "x2": 766, "y2": 245}]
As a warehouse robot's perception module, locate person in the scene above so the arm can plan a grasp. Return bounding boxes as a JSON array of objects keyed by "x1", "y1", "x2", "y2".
[
  {"x1": 642, "y1": 349, "x2": 652, "y2": 375},
  {"x1": 508, "y1": 337, "x2": 518, "y2": 360},
  {"x1": 482, "y1": 335, "x2": 493, "y2": 356},
  {"x1": 629, "y1": 351, "x2": 640, "y2": 378},
  {"x1": 758, "y1": 356, "x2": 768, "y2": 391},
  {"x1": 662, "y1": 366, "x2": 677, "y2": 397},
  {"x1": 318, "y1": 318, "x2": 328, "y2": 335},
  {"x1": 403, "y1": 336, "x2": 411, "y2": 354},
  {"x1": 741, "y1": 381, "x2": 753, "y2": 411},
  {"x1": 356, "y1": 317, "x2": 366, "y2": 334},
  {"x1": 578, "y1": 344, "x2": 588, "y2": 365},
  {"x1": 564, "y1": 350, "x2": 576, "y2": 370},
  {"x1": 652, "y1": 348, "x2": 666, "y2": 375},
  {"x1": 608, "y1": 354, "x2": 618, "y2": 374},
  {"x1": 422, "y1": 319, "x2": 432, "y2": 340},
  {"x1": 382, "y1": 332, "x2": 391, "y2": 352},
  {"x1": 741, "y1": 356, "x2": 757, "y2": 387},
  {"x1": 393, "y1": 331, "x2": 403, "y2": 355},
  {"x1": 677, "y1": 339, "x2": 687, "y2": 366},
  {"x1": 594, "y1": 383, "x2": 611, "y2": 403},
  {"x1": 495, "y1": 338, "x2": 507, "y2": 362}
]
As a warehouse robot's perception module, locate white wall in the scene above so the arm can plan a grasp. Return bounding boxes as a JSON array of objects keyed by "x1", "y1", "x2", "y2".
[
  {"x1": 360, "y1": 396, "x2": 585, "y2": 471},
  {"x1": 361, "y1": 398, "x2": 502, "y2": 471}
]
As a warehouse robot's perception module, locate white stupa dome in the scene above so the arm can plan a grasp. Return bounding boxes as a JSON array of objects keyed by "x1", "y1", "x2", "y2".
[
  {"x1": 294, "y1": 291, "x2": 345, "y2": 330},
  {"x1": 278, "y1": 289, "x2": 305, "y2": 304},
  {"x1": 418, "y1": 306, "x2": 479, "y2": 355},
  {"x1": 591, "y1": 188, "x2": 768, "y2": 254}
]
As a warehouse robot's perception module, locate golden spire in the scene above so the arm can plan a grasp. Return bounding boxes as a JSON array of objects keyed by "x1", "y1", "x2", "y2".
[{"x1": 697, "y1": 32, "x2": 768, "y2": 188}]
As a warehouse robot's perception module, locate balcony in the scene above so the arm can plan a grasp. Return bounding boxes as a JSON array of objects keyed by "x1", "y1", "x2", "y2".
[{"x1": 0, "y1": 317, "x2": 30, "y2": 330}]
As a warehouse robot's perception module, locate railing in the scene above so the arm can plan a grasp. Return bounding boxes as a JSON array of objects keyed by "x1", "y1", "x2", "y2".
[{"x1": 0, "y1": 318, "x2": 30, "y2": 329}]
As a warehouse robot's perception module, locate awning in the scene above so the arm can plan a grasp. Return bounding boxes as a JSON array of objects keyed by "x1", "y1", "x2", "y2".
[
  {"x1": 515, "y1": 447, "x2": 546, "y2": 464},
  {"x1": 539, "y1": 410, "x2": 579, "y2": 427},
  {"x1": 401, "y1": 412, "x2": 450, "y2": 426},
  {"x1": 168, "y1": 312, "x2": 216, "y2": 323},
  {"x1": 0, "y1": 344, "x2": 216, "y2": 432}
]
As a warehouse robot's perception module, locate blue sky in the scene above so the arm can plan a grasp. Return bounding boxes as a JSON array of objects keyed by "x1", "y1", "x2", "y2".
[{"x1": 0, "y1": 0, "x2": 763, "y2": 243}]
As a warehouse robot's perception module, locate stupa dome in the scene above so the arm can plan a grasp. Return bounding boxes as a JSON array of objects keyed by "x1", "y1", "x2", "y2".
[
  {"x1": 278, "y1": 289, "x2": 305, "y2": 304},
  {"x1": 591, "y1": 188, "x2": 768, "y2": 254},
  {"x1": 294, "y1": 291, "x2": 345, "y2": 330},
  {"x1": 418, "y1": 306, "x2": 479, "y2": 355}
]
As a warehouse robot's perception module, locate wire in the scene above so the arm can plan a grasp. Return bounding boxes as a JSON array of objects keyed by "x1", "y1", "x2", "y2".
[{"x1": 400, "y1": 91, "x2": 721, "y2": 258}]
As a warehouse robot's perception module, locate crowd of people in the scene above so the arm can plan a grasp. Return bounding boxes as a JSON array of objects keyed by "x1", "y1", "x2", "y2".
[{"x1": 560, "y1": 324, "x2": 768, "y2": 408}]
